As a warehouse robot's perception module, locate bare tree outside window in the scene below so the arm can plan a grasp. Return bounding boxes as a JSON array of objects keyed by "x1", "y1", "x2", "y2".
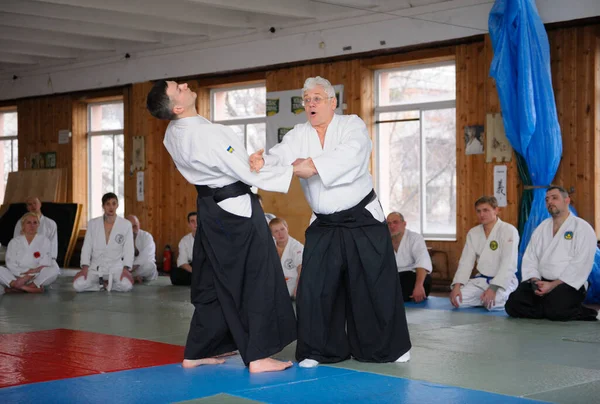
[
  {"x1": 0, "y1": 110, "x2": 18, "y2": 203},
  {"x1": 212, "y1": 85, "x2": 266, "y2": 155},
  {"x1": 88, "y1": 102, "x2": 124, "y2": 219},
  {"x1": 376, "y1": 63, "x2": 456, "y2": 238}
]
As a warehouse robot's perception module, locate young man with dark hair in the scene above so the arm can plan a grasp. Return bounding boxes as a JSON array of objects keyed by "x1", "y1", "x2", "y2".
[
  {"x1": 147, "y1": 80, "x2": 296, "y2": 373},
  {"x1": 450, "y1": 196, "x2": 519, "y2": 310}
]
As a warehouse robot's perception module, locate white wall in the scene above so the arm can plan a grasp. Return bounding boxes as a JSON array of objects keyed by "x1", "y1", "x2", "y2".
[{"x1": 0, "y1": 0, "x2": 598, "y2": 101}]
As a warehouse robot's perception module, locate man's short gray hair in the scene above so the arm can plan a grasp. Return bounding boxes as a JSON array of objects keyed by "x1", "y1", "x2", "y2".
[{"x1": 302, "y1": 76, "x2": 336, "y2": 99}]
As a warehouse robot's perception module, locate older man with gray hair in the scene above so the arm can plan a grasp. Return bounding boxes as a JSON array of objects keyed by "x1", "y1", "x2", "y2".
[
  {"x1": 250, "y1": 76, "x2": 411, "y2": 368},
  {"x1": 126, "y1": 215, "x2": 158, "y2": 283}
]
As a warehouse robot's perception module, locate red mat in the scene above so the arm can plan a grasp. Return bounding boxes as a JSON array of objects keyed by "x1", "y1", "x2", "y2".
[{"x1": 0, "y1": 329, "x2": 185, "y2": 388}]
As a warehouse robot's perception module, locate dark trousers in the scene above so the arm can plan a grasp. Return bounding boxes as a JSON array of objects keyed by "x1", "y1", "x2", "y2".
[
  {"x1": 505, "y1": 280, "x2": 597, "y2": 321},
  {"x1": 170, "y1": 266, "x2": 192, "y2": 286},
  {"x1": 398, "y1": 271, "x2": 432, "y2": 302},
  {"x1": 295, "y1": 191, "x2": 411, "y2": 364}
]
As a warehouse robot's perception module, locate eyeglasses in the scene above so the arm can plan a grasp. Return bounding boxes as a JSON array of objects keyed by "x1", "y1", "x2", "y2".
[{"x1": 302, "y1": 96, "x2": 330, "y2": 106}]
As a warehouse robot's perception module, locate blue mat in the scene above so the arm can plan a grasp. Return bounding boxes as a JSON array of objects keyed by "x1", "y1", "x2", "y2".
[
  {"x1": 405, "y1": 296, "x2": 508, "y2": 317},
  {"x1": 0, "y1": 356, "x2": 543, "y2": 404}
]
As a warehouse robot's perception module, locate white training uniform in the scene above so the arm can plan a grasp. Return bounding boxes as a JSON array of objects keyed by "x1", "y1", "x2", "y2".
[
  {"x1": 177, "y1": 232, "x2": 194, "y2": 268},
  {"x1": 14, "y1": 215, "x2": 58, "y2": 260},
  {"x1": 132, "y1": 229, "x2": 158, "y2": 282},
  {"x1": 0, "y1": 234, "x2": 60, "y2": 289},
  {"x1": 263, "y1": 114, "x2": 384, "y2": 220},
  {"x1": 74, "y1": 216, "x2": 134, "y2": 292},
  {"x1": 452, "y1": 218, "x2": 519, "y2": 310},
  {"x1": 521, "y1": 214, "x2": 596, "y2": 290},
  {"x1": 279, "y1": 236, "x2": 304, "y2": 296},
  {"x1": 163, "y1": 116, "x2": 293, "y2": 217},
  {"x1": 395, "y1": 229, "x2": 432, "y2": 273}
]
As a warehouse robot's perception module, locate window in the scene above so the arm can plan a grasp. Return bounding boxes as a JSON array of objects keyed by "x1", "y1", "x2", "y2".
[
  {"x1": 88, "y1": 101, "x2": 124, "y2": 220},
  {"x1": 211, "y1": 84, "x2": 266, "y2": 155},
  {"x1": 375, "y1": 62, "x2": 457, "y2": 239},
  {"x1": 0, "y1": 109, "x2": 18, "y2": 203}
]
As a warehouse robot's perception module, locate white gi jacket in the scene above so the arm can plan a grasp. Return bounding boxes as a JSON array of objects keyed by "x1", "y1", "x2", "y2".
[
  {"x1": 452, "y1": 218, "x2": 519, "y2": 290},
  {"x1": 395, "y1": 229, "x2": 432, "y2": 273},
  {"x1": 522, "y1": 214, "x2": 596, "y2": 290},
  {"x1": 177, "y1": 233, "x2": 194, "y2": 267},
  {"x1": 14, "y1": 215, "x2": 58, "y2": 259},
  {"x1": 5, "y1": 234, "x2": 55, "y2": 276},
  {"x1": 163, "y1": 116, "x2": 293, "y2": 218},
  {"x1": 133, "y1": 229, "x2": 156, "y2": 266},
  {"x1": 262, "y1": 114, "x2": 384, "y2": 220},
  {"x1": 279, "y1": 236, "x2": 304, "y2": 296},
  {"x1": 81, "y1": 216, "x2": 134, "y2": 276}
]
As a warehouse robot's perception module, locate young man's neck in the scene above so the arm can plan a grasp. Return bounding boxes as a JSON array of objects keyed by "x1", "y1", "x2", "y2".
[
  {"x1": 175, "y1": 107, "x2": 198, "y2": 120},
  {"x1": 104, "y1": 214, "x2": 117, "y2": 224},
  {"x1": 483, "y1": 217, "x2": 498, "y2": 233},
  {"x1": 552, "y1": 211, "x2": 570, "y2": 227}
]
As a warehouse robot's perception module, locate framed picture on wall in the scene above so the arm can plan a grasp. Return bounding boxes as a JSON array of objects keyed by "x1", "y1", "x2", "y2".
[{"x1": 45, "y1": 152, "x2": 57, "y2": 168}]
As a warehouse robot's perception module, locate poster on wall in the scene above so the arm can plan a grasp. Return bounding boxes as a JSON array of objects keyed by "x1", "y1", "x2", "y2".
[
  {"x1": 493, "y1": 165, "x2": 508, "y2": 207},
  {"x1": 486, "y1": 113, "x2": 513, "y2": 162},
  {"x1": 136, "y1": 171, "x2": 144, "y2": 202},
  {"x1": 265, "y1": 85, "x2": 344, "y2": 149},
  {"x1": 465, "y1": 125, "x2": 485, "y2": 155}
]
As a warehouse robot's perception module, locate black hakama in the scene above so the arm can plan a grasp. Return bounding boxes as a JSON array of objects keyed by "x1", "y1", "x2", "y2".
[
  {"x1": 295, "y1": 190, "x2": 412, "y2": 364},
  {"x1": 183, "y1": 182, "x2": 297, "y2": 365}
]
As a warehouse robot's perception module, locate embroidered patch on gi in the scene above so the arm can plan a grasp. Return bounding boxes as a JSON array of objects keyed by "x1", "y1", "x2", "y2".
[
  {"x1": 564, "y1": 231, "x2": 573, "y2": 240},
  {"x1": 226, "y1": 146, "x2": 234, "y2": 153},
  {"x1": 115, "y1": 234, "x2": 124, "y2": 244},
  {"x1": 489, "y1": 240, "x2": 498, "y2": 251},
  {"x1": 284, "y1": 258, "x2": 295, "y2": 270}
]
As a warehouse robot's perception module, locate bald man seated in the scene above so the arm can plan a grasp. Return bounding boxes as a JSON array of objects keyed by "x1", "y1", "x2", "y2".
[
  {"x1": 127, "y1": 215, "x2": 158, "y2": 283},
  {"x1": 387, "y1": 212, "x2": 432, "y2": 303},
  {"x1": 13, "y1": 196, "x2": 58, "y2": 260}
]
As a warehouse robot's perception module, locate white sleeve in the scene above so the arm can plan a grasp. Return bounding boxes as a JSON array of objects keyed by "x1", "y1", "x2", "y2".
[
  {"x1": 177, "y1": 236, "x2": 191, "y2": 267},
  {"x1": 134, "y1": 232, "x2": 156, "y2": 265},
  {"x1": 202, "y1": 128, "x2": 294, "y2": 193},
  {"x1": 5, "y1": 239, "x2": 29, "y2": 276},
  {"x1": 411, "y1": 234, "x2": 432, "y2": 273},
  {"x1": 263, "y1": 127, "x2": 301, "y2": 167},
  {"x1": 40, "y1": 237, "x2": 55, "y2": 268},
  {"x1": 452, "y1": 232, "x2": 477, "y2": 286},
  {"x1": 122, "y1": 223, "x2": 134, "y2": 269},
  {"x1": 80, "y1": 221, "x2": 93, "y2": 268},
  {"x1": 490, "y1": 226, "x2": 519, "y2": 289},
  {"x1": 558, "y1": 224, "x2": 596, "y2": 290},
  {"x1": 521, "y1": 228, "x2": 542, "y2": 282},
  {"x1": 311, "y1": 115, "x2": 372, "y2": 188}
]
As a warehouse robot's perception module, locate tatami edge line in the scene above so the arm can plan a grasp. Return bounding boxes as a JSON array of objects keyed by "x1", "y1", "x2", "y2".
[{"x1": 521, "y1": 377, "x2": 600, "y2": 398}]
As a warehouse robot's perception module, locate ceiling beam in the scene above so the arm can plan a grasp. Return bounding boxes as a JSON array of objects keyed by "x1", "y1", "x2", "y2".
[
  {"x1": 184, "y1": 0, "x2": 315, "y2": 18},
  {"x1": 0, "y1": 13, "x2": 162, "y2": 43},
  {"x1": 29, "y1": 0, "x2": 259, "y2": 28},
  {"x1": 0, "y1": 0, "x2": 212, "y2": 37},
  {"x1": 0, "y1": 39, "x2": 79, "y2": 58},
  {"x1": 0, "y1": 26, "x2": 117, "y2": 51},
  {"x1": 0, "y1": 52, "x2": 39, "y2": 65}
]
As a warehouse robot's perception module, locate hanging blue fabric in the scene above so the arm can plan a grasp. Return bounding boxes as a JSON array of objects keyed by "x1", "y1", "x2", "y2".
[{"x1": 488, "y1": 0, "x2": 600, "y2": 303}]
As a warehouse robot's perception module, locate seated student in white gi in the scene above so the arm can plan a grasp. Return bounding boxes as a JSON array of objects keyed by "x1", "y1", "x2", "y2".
[
  {"x1": 13, "y1": 196, "x2": 58, "y2": 260},
  {"x1": 171, "y1": 212, "x2": 196, "y2": 286},
  {"x1": 450, "y1": 196, "x2": 519, "y2": 310},
  {"x1": 0, "y1": 212, "x2": 60, "y2": 293},
  {"x1": 127, "y1": 215, "x2": 158, "y2": 283},
  {"x1": 387, "y1": 212, "x2": 432, "y2": 303},
  {"x1": 506, "y1": 186, "x2": 599, "y2": 321},
  {"x1": 73, "y1": 193, "x2": 134, "y2": 293},
  {"x1": 269, "y1": 217, "x2": 303, "y2": 298}
]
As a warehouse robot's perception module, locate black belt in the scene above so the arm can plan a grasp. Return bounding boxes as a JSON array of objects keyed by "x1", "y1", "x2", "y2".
[
  {"x1": 195, "y1": 181, "x2": 251, "y2": 203},
  {"x1": 315, "y1": 189, "x2": 376, "y2": 223}
]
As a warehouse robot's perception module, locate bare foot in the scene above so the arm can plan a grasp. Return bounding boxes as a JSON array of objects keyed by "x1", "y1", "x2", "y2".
[
  {"x1": 19, "y1": 284, "x2": 44, "y2": 293},
  {"x1": 5, "y1": 287, "x2": 24, "y2": 294},
  {"x1": 134, "y1": 276, "x2": 144, "y2": 284},
  {"x1": 249, "y1": 358, "x2": 293, "y2": 373},
  {"x1": 182, "y1": 358, "x2": 226, "y2": 368},
  {"x1": 214, "y1": 351, "x2": 238, "y2": 358}
]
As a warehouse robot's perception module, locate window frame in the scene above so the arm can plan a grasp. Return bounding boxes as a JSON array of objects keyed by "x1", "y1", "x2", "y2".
[
  {"x1": 0, "y1": 107, "x2": 18, "y2": 202},
  {"x1": 86, "y1": 101, "x2": 124, "y2": 220},
  {"x1": 374, "y1": 61, "x2": 457, "y2": 240},
  {"x1": 210, "y1": 83, "x2": 267, "y2": 152}
]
